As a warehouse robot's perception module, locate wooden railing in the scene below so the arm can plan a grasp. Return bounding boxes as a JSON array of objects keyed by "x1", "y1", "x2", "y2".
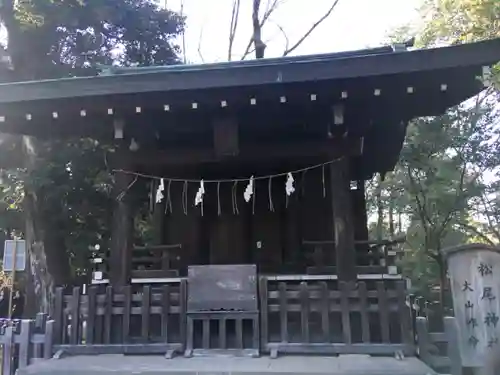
[
  {"x1": 1, "y1": 309, "x2": 462, "y2": 375},
  {"x1": 52, "y1": 280, "x2": 187, "y2": 357},
  {"x1": 0, "y1": 316, "x2": 54, "y2": 375},
  {"x1": 91, "y1": 244, "x2": 182, "y2": 282},
  {"x1": 131, "y1": 244, "x2": 182, "y2": 279},
  {"x1": 259, "y1": 277, "x2": 413, "y2": 357},
  {"x1": 302, "y1": 237, "x2": 403, "y2": 272},
  {"x1": 0, "y1": 287, "x2": 470, "y2": 375},
  {"x1": 54, "y1": 277, "x2": 412, "y2": 358},
  {"x1": 3, "y1": 274, "x2": 414, "y2": 370},
  {"x1": 92, "y1": 238, "x2": 404, "y2": 283},
  {"x1": 185, "y1": 311, "x2": 260, "y2": 357}
]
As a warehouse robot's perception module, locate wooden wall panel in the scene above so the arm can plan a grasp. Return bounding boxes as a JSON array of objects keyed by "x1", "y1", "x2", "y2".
[
  {"x1": 250, "y1": 179, "x2": 284, "y2": 273},
  {"x1": 300, "y1": 168, "x2": 333, "y2": 265},
  {"x1": 207, "y1": 181, "x2": 249, "y2": 264},
  {"x1": 164, "y1": 182, "x2": 201, "y2": 275},
  {"x1": 283, "y1": 189, "x2": 301, "y2": 266},
  {"x1": 157, "y1": 162, "x2": 366, "y2": 274}
]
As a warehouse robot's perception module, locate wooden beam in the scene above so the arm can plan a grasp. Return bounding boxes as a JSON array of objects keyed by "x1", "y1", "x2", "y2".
[
  {"x1": 330, "y1": 158, "x2": 356, "y2": 281},
  {"x1": 112, "y1": 137, "x2": 362, "y2": 167},
  {"x1": 109, "y1": 164, "x2": 134, "y2": 287}
]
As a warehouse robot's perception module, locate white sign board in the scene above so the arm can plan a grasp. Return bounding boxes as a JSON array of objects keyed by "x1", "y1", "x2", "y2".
[
  {"x1": 444, "y1": 244, "x2": 500, "y2": 367},
  {"x1": 2, "y1": 240, "x2": 26, "y2": 272}
]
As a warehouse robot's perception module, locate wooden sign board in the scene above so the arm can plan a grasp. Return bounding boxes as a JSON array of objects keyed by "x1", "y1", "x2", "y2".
[
  {"x1": 2, "y1": 240, "x2": 26, "y2": 272},
  {"x1": 187, "y1": 264, "x2": 257, "y2": 312},
  {"x1": 443, "y1": 244, "x2": 500, "y2": 367}
]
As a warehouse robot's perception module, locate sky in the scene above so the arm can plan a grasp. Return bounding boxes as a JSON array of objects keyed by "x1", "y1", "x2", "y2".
[{"x1": 166, "y1": 0, "x2": 421, "y2": 63}]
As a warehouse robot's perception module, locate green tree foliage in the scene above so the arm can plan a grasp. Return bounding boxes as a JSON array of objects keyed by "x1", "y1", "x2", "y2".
[
  {"x1": 373, "y1": 0, "x2": 500, "y2": 304},
  {"x1": 1, "y1": 0, "x2": 184, "y2": 79},
  {"x1": 0, "y1": 0, "x2": 184, "y2": 313},
  {"x1": 418, "y1": 0, "x2": 500, "y2": 89},
  {"x1": 419, "y1": 0, "x2": 500, "y2": 45},
  {"x1": 367, "y1": 94, "x2": 499, "y2": 299}
]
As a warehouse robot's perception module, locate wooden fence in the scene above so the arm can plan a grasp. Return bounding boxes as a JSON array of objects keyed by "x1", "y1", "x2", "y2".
[
  {"x1": 1, "y1": 276, "x2": 420, "y2": 373},
  {"x1": 0, "y1": 315, "x2": 54, "y2": 375},
  {"x1": 259, "y1": 278, "x2": 413, "y2": 357},
  {"x1": 0, "y1": 301, "x2": 466, "y2": 375},
  {"x1": 185, "y1": 311, "x2": 260, "y2": 357},
  {"x1": 52, "y1": 280, "x2": 187, "y2": 357},
  {"x1": 51, "y1": 277, "x2": 412, "y2": 358}
]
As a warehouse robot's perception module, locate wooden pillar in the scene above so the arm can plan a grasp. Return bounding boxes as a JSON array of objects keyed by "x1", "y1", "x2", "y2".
[
  {"x1": 330, "y1": 158, "x2": 356, "y2": 280},
  {"x1": 109, "y1": 168, "x2": 134, "y2": 287},
  {"x1": 356, "y1": 180, "x2": 369, "y2": 240},
  {"x1": 353, "y1": 180, "x2": 370, "y2": 263}
]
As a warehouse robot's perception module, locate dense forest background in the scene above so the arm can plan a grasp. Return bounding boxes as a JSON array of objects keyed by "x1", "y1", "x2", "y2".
[{"x1": 0, "y1": 0, "x2": 498, "y2": 314}]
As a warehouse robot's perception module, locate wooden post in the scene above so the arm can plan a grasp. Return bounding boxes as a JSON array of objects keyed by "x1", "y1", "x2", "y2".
[
  {"x1": 7, "y1": 238, "x2": 19, "y2": 318},
  {"x1": 415, "y1": 317, "x2": 432, "y2": 365},
  {"x1": 2, "y1": 324, "x2": 14, "y2": 375},
  {"x1": 356, "y1": 180, "x2": 370, "y2": 252},
  {"x1": 330, "y1": 158, "x2": 356, "y2": 280},
  {"x1": 109, "y1": 169, "x2": 134, "y2": 287}
]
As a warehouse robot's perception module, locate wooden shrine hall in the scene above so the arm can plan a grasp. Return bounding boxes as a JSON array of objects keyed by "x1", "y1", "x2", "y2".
[{"x1": 0, "y1": 38, "x2": 499, "y2": 363}]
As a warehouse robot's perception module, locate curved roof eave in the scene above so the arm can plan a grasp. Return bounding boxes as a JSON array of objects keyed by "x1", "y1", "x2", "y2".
[{"x1": 0, "y1": 38, "x2": 498, "y2": 104}]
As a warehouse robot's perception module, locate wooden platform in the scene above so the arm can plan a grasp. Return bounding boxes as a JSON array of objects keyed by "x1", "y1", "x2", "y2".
[{"x1": 17, "y1": 355, "x2": 436, "y2": 375}]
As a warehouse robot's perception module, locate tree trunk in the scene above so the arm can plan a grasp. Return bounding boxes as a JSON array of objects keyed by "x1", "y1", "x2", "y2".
[
  {"x1": 22, "y1": 137, "x2": 71, "y2": 316},
  {"x1": 252, "y1": 0, "x2": 266, "y2": 58},
  {"x1": 388, "y1": 195, "x2": 395, "y2": 237},
  {"x1": 23, "y1": 194, "x2": 54, "y2": 315},
  {"x1": 434, "y1": 252, "x2": 447, "y2": 330},
  {"x1": 2, "y1": 1, "x2": 71, "y2": 315},
  {"x1": 435, "y1": 249, "x2": 449, "y2": 308}
]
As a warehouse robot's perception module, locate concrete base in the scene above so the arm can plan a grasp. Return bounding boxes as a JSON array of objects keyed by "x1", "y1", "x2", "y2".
[{"x1": 18, "y1": 355, "x2": 436, "y2": 375}]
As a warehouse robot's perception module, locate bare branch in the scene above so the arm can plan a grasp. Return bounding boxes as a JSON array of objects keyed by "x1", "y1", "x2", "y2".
[
  {"x1": 197, "y1": 27, "x2": 205, "y2": 63},
  {"x1": 457, "y1": 221, "x2": 496, "y2": 246},
  {"x1": 272, "y1": 21, "x2": 289, "y2": 55},
  {"x1": 283, "y1": 0, "x2": 341, "y2": 56},
  {"x1": 434, "y1": 159, "x2": 466, "y2": 239},
  {"x1": 406, "y1": 165, "x2": 433, "y2": 227},
  {"x1": 227, "y1": 0, "x2": 241, "y2": 61},
  {"x1": 252, "y1": 0, "x2": 265, "y2": 58},
  {"x1": 260, "y1": 0, "x2": 283, "y2": 31},
  {"x1": 241, "y1": 0, "x2": 282, "y2": 60},
  {"x1": 479, "y1": 189, "x2": 500, "y2": 241}
]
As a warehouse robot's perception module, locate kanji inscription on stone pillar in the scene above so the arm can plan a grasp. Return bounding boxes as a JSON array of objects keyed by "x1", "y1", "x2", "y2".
[{"x1": 443, "y1": 244, "x2": 500, "y2": 367}]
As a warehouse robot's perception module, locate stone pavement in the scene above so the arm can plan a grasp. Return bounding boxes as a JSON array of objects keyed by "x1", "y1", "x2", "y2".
[{"x1": 17, "y1": 354, "x2": 436, "y2": 375}]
